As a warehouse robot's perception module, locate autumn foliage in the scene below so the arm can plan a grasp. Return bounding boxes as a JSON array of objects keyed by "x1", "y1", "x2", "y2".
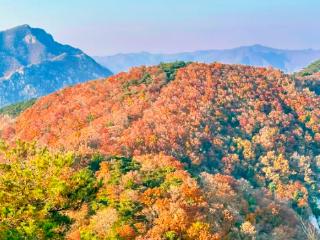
[{"x1": 1, "y1": 62, "x2": 320, "y2": 239}]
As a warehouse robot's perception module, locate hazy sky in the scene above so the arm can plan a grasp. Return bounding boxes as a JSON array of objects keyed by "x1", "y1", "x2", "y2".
[{"x1": 0, "y1": 0, "x2": 319, "y2": 55}]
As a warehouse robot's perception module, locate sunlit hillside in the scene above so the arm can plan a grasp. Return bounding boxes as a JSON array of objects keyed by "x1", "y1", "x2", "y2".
[{"x1": 1, "y1": 62, "x2": 320, "y2": 239}]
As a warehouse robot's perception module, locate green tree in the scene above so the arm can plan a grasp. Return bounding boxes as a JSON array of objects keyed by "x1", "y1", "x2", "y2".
[{"x1": 0, "y1": 141, "x2": 98, "y2": 239}]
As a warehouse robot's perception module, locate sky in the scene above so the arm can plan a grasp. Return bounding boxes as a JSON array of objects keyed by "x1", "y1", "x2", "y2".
[{"x1": 0, "y1": 0, "x2": 319, "y2": 56}]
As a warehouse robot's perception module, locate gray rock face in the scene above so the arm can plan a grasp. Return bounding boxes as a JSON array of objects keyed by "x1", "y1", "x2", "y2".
[
  {"x1": 95, "y1": 44, "x2": 320, "y2": 74},
  {"x1": 0, "y1": 25, "x2": 112, "y2": 107}
]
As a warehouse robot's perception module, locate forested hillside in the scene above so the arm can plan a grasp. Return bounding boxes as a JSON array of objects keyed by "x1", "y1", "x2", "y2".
[
  {"x1": 0, "y1": 98, "x2": 36, "y2": 117},
  {"x1": 295, "y1": 59, "x2": 320, "y2": 95},
  {"x1": 1, "y1": 62, "x2": 320, "y2": 239},
  {"x1": 298, "y1": 59, "x2": 320, "y2": 77}
]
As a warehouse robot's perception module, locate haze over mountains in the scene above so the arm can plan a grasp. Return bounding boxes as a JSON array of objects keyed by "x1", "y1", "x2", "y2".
[
  {"x1": 95, "y1": 44, "x2": 320, "y2": 74},
  {"x1": 0, "y1": 25, "x2": 112, "y2": 107}
]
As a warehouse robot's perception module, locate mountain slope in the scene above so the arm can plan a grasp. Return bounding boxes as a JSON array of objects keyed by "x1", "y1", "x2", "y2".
[
  {"x1": 0, "y1": 25, "x2": 112, "y2": 107},
  {"x1": 0, "y1": 98, "x2": 36, "y2": 117},
  {"x1": 2, "y1": 62, "x2": 320, "y2": 238},
  {"x1": 294, "y1": 59, "x2": 320, "y2": 95},
  {"x1": 297, "y1": 59, "x2": 320, "y2": 77},
  {"x1": 95, "y1": 45, "x2": 320, "y2": 73}
]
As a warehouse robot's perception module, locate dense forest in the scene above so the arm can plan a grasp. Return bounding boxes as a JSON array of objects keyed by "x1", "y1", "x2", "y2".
[{"x1": 1, "y1": 62, "x2": 320, "y2": 239}]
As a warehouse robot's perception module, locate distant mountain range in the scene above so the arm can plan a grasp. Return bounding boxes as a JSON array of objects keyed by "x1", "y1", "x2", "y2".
[
  {"x1": 0, "y1": 25, "x2": 112, "y2": 107},
  {"x1": 94, "y1": 45, "x2": 320, "y2": 74}
]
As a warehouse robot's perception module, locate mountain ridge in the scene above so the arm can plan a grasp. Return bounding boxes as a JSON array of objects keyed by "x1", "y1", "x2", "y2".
[
  {"x1": 95, "y1": 44, "x2": 320, "y2": 74},
  {"x1": 0, "y1": 25, "x2": 112, "y2": 107}
]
